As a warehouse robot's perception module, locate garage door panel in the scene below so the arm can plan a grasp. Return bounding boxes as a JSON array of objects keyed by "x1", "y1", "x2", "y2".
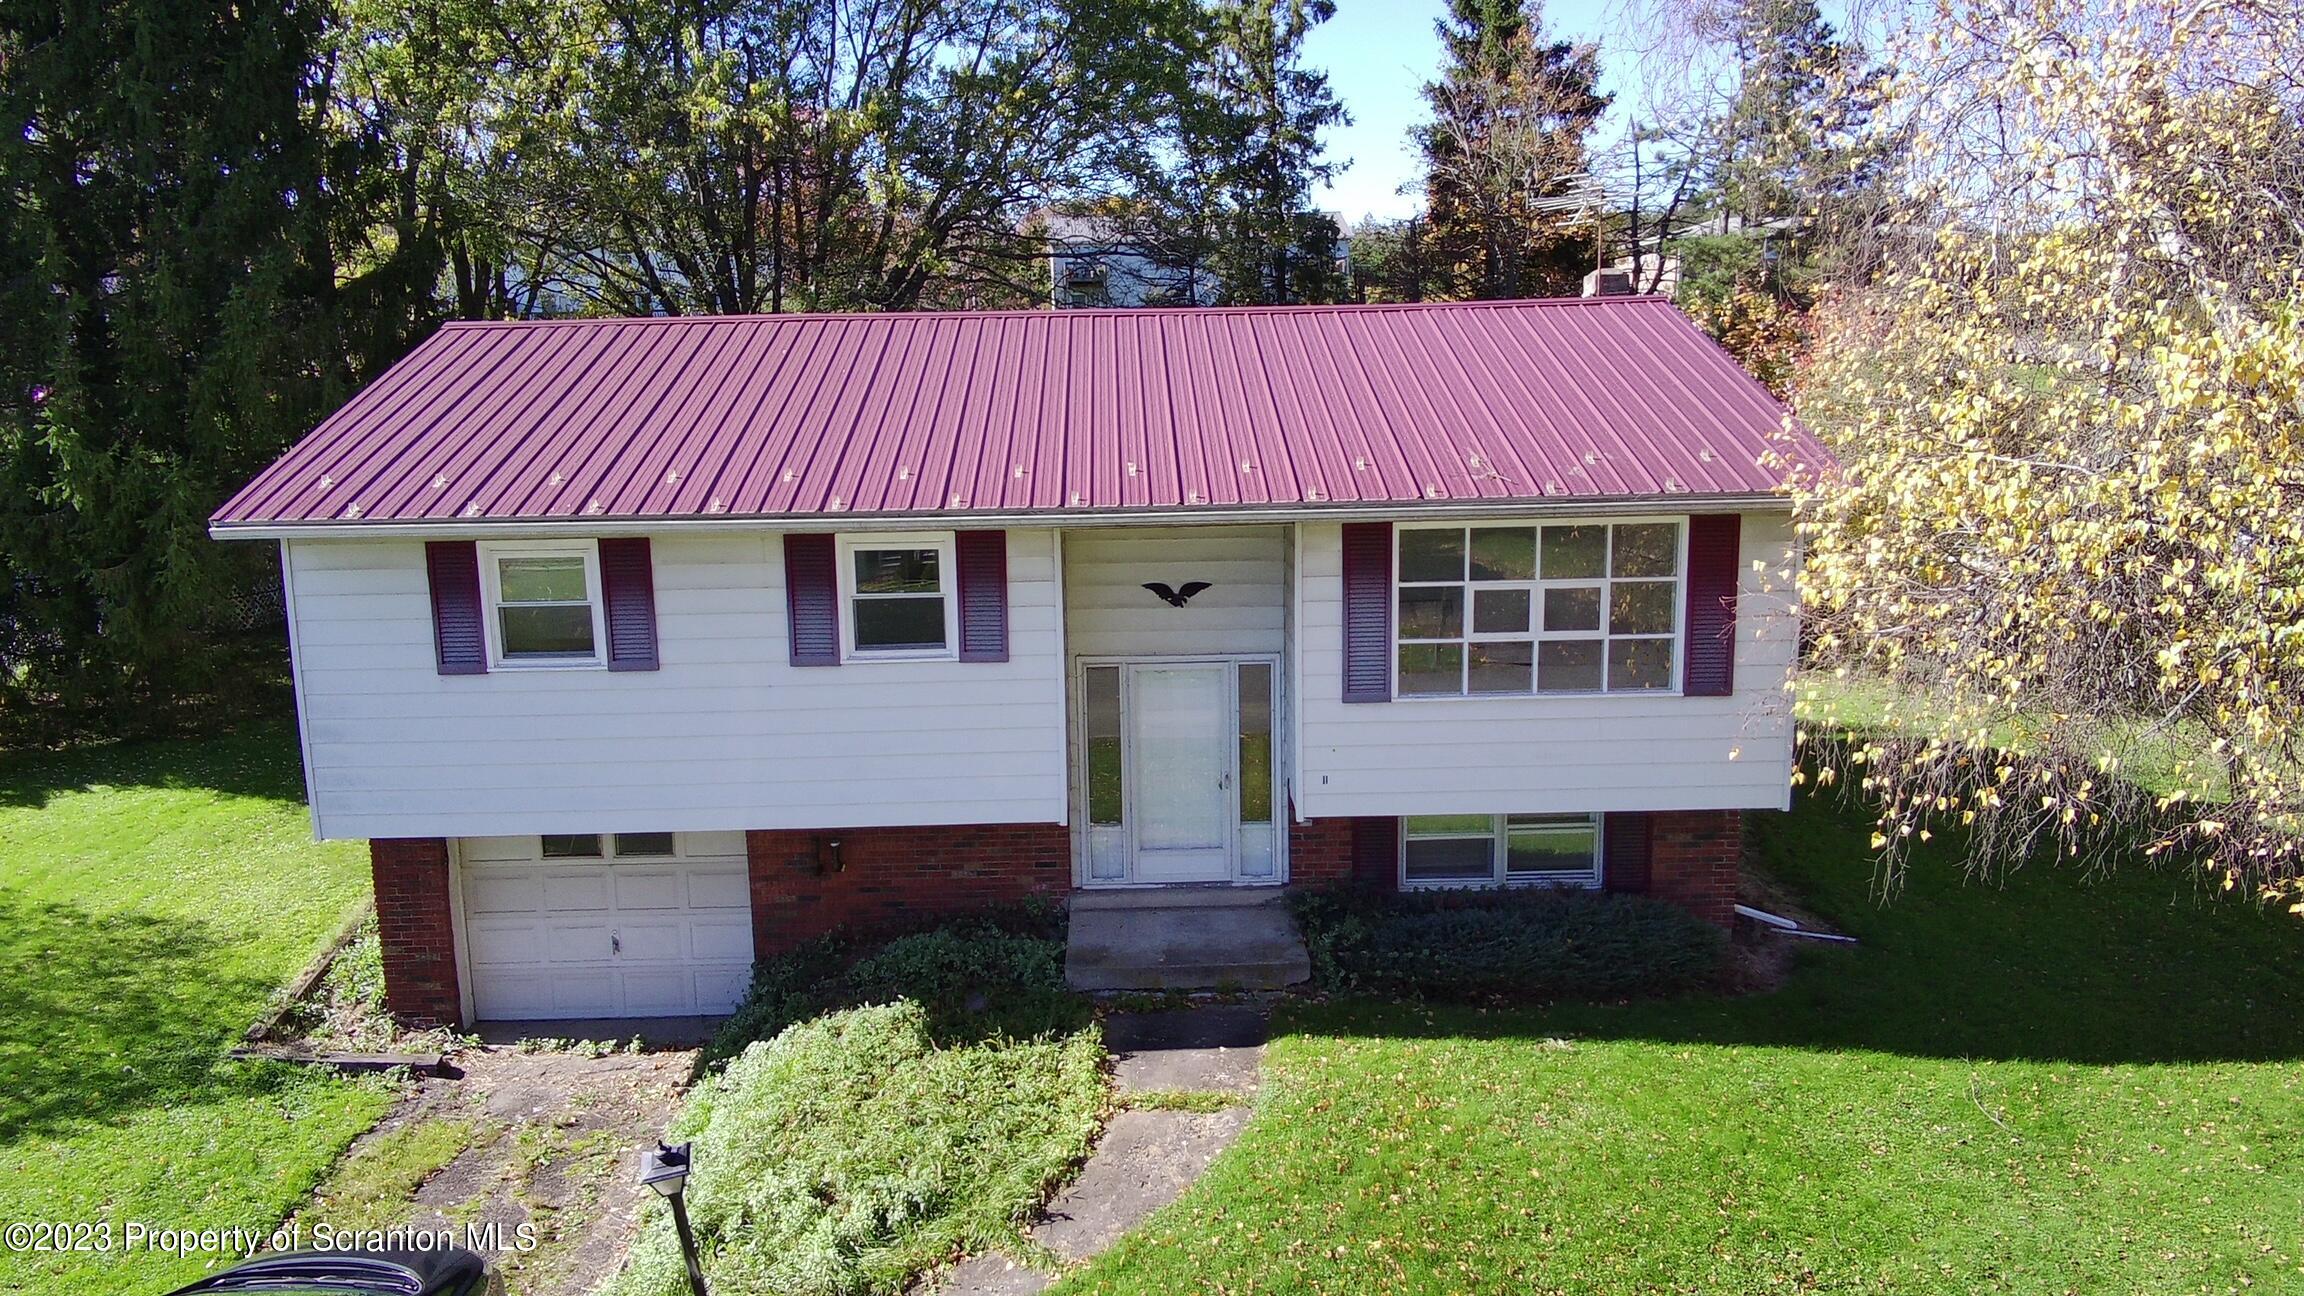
[
  {"x1": 689, "y1": 916, "x2": 753, "y2": 962},
  {"x1": 467, "y1": 920, "x2": 557, "y2": 967},
  {"x1": 616, "y1": 921, "x2": 686, "y2": 962},
  {"x1": 694, "y1": 967, "x2": 751, "y2": 1015},
  {"x1": 460, "y1": 844, "x2": 756, "y2": 1022},
  {"x1": 473, "y1": 971, "x2": 555, "y2": 1020},
  {"x1": 550, "y1": 970, "x2": 618, "y2": 1015},
  {"x1": 542, "y1": 869, "x2": 611, "y2": 912},
  {"x1": 544, "y1": 923, "x2": 615, "y2": 962},
  {"x1": 613, "y1": 869, "x2": 684, "y2": 910},
  {"x1": 685, "y1": 868, "x2": 748, "y2": 909},
  {"x1": 620, "y1": 970, "x2": 693, "y2": 1016},
  {"x1": 466, "y1": 873, "x2": 545, "y2": 915}
]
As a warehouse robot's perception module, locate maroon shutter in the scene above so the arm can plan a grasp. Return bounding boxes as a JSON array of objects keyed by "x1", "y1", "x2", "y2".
[
  {"x1": 1682, "y1": 513, "x2": 1740, "y2": 697},
  {"x1": 1603, "y1": 812, "x2": 1653, "y2": 893},
  {"x1": 599, "y1": 537, "x2": 659, "y2": 671},
  {"x1": 424, "y1": 541, "x2": 487, "y2": 675},
  {"x1": 784, "y1": 533, "x2": 840, "y2": 666},
  {"x1": 1351, "y1": 817, "x2": 1401, "y2": 889},
  {"x1": 1340, "y1": 521, "x2": 1392, "y2": 703},
  {"x1": 956, "y1": 530, "x2": 1009, "y2": 663}
]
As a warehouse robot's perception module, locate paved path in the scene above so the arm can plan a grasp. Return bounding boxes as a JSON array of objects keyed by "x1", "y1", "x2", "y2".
[{"x1": 933, "y1": 1003, "x2": 1269, "y2": 1295}]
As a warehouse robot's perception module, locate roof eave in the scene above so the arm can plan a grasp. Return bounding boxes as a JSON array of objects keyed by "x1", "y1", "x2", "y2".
[{"x1": 210, "y1": 491, "x2": 1794, "y2": 542}]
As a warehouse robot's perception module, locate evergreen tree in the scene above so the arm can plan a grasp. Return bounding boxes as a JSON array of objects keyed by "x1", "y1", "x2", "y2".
[
  {"x1": 0, "y1": 0, "x2": 422, "y2": 738},
  {"x1": 1418, "y1": 0, "x2": 1610, "y2": 299},
  {"x1": 1201, "y1": 0, "x2": 1348, "y2": 305}
]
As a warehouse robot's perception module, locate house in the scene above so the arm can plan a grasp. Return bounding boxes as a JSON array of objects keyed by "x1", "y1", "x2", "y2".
[
  {"x1": 210, "y1": 298, "x2": 1823, "y2": 1028},
  {"x1": 1043, "y1": 211, "x2": 1350, "y2": 308}
]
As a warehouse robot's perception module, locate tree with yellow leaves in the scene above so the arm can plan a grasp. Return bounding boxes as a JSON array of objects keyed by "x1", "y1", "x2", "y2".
[{"x1": 1790, "y1": 0, "x2": 2304, "y2": 900}]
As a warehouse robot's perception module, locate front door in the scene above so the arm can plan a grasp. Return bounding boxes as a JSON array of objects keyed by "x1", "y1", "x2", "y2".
[
  {"x1": 1080, "y1": 658, "x2": 1280, "y2": 886},
  {"x1": 1129, "y1": 664, "x2": 1233, "y2": 882}
]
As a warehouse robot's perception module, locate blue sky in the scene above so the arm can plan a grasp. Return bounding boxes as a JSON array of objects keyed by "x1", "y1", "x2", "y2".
[{"x1": 1305, "y1": 0, "x2": 1635, "y2": 223}]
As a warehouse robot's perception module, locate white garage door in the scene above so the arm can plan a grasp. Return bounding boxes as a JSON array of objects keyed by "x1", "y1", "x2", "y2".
[{"x1": 458, "y1": 832, "x2": 754, "y2": 1021}]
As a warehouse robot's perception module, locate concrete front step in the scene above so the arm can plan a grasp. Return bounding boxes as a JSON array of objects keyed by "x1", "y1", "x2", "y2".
[{"x1": 1064, "y1": 888, "x2": 1311, "y2": 991}]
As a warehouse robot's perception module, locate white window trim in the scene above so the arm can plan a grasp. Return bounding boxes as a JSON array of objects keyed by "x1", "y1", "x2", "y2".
[
  {"x1": 1392, "y1": 516, "x2": 1688, "y2": 700},
  {"x1": 479, "y1": 539, "x2": 606, "y2": 670},
  {"x1": 837, "y1": 530, "x2": 960, "y2": 662},
  {"x1": 1398, "y1": 813, "x2": 1606, "y2": 891}
]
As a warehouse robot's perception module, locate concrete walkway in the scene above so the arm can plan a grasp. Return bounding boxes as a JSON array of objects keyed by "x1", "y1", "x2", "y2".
[{"x1": 932, "y1": 1004, "x2": 1270, "y2": 1295}]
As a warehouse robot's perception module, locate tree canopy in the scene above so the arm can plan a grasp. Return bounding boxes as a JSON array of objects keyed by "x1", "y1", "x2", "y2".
[{"x1": 1791, "y1": 0, "x2": 2304, "y2": 900}]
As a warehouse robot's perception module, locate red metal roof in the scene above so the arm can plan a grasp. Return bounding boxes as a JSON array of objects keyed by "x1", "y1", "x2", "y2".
[{"x1": 212, "y1": 298, "x2": 1822, "y2": 529}]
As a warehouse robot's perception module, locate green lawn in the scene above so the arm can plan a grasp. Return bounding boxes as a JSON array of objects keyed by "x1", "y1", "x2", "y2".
[
  {"x1": 1063, "y1": 789, "x2": 2304, "y2": 1295},
  {"x1": 0, "y1": 722, "x2": 392, "y2": 1295}
]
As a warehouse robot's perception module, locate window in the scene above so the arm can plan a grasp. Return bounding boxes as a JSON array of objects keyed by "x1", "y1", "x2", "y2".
[
  {"x1": 1401, "y1": 814, "x2": 1603, "y2": 889},
  {"x1": 838, "y1": 533, "x2": 958, "y2": 658},
  {"x1": 481, "y1": 541, "x2": 604, "y2": 667},
  {"x1": 540, "y1": 834, "x2": 602, "y2": 858},
  {"x1": 1396, "y1": 520, "x2": 1681, "y2": 697},
  {"x1": 613, "y1": 833, "x2": 676, "y2": 857}
]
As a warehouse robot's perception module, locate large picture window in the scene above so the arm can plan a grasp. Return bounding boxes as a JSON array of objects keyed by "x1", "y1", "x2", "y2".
[
  {"x1": 838, "y1": 532, "x2": 958, "y2": 658},
  {"x1": 1395, "y1": 520, "x2": 1682, "y2": 697},
  {"x1": 480, "y1": 541, "x2": 604, "y2": 667},
  {"x1": 1400, "y1": 813, "x2": 1603, "y2": 889}
]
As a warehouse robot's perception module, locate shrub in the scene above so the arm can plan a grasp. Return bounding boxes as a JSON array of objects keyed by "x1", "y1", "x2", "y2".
[
  {"x1": 608, "y1": 1001, "x2": 1105, "y2": 1296},
  {"x1": 1291, "y1": 887, "x2": 1726, "y2": 1000},
  {"x1": 702, "y1": 909, "x2": 1075, "y2": 1069}
]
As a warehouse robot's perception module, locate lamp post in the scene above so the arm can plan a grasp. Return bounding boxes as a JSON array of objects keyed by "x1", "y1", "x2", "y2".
[{"x1": 642, "y1": 1141, "x2": 708, "y2": 1296}]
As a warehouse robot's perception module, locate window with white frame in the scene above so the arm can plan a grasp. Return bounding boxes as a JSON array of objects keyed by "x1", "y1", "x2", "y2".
[
  {"x1": 481, "y1": 541, "x2": 604, "y2": 667},
  {"x1": 1395, "y1": 520, "x2": 1682, "y2": 696},
  {"x1": 838, "y1": 532, "x2": 958, "y2": 658},
  {"x1": 538, "y1": 833, "x2": 679, "y2": 859},
  {"x1": 1401, "y1": 813, "x2": 1603, "y2": 888}
]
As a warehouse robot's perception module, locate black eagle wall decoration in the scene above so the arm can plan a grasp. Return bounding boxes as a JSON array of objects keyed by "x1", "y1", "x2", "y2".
[{"x1": 1142, "y1": 581, "x2": 1212, "y2": 607}]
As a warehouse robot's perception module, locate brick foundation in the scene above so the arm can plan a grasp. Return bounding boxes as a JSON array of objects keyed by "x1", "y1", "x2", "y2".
[
  {"x1": 370, "y1": 838, "x2": 462, "y2": 1028},
  {"x1": 1647, "y1": 810, "x2": 1744, "y2": 926},
  {"x1": 746, "y1": 823, "x2": 1072, "y2": 958},
  {"x1": 1289, "y1": 815, "x2": 1397, "y2": 888}
]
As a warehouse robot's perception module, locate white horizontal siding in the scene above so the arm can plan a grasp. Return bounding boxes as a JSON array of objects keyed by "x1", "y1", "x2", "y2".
[
  {"x1": 1293, "y1": 512, "x2": 1799, "y2": 819},
  {"x1": 1063, "y1": 526, "x2": 1286, "y2": 658},
  {"x1": 287, "y1": 530, "x2": 1067, "y2": 839}
]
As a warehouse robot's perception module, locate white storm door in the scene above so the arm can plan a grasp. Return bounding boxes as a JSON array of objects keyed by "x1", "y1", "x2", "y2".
[{"x1": 1128, "y1": 663, "x2": 1233, "y2": 882}]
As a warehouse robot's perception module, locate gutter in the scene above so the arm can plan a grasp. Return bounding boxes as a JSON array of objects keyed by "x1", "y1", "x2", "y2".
[{"x1": 210, "y1": 492, "x2": 1794, "y2": 543}]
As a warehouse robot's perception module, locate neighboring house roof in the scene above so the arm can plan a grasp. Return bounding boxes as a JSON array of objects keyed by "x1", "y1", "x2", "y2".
[{"x1": 212, "y1": 298, "x2": 1823, "y2": 533}]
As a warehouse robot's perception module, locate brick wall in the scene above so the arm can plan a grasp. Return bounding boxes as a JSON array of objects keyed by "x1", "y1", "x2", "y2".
[
  {"x1": 1289, "y1": 816, "x2": 1397, "y2": 889},
  {"x1": 746, "y1": 823, "x2": 1071, "y2": 958},
  {"x1": 1287, "y1": 817, "x2": 1354, "y2": 884},
  {"x1": 369, "y1": 838, "x2": 462, "y2": 1028},
  {"x1": 1647, "y1": 809, "x2": 1744, "y2": 926}
]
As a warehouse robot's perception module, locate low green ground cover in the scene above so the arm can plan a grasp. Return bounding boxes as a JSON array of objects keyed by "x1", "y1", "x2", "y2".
[{"x1": 613, "y1": 917, "x2": 1107, "y2": 1296}]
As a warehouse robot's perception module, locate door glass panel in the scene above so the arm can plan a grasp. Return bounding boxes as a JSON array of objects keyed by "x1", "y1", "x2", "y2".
[
  {"x1": 1084, "y1": 667, "x2": 1124, "y2": 827},
  {"x1": 1132, "y1": 667, "x2": 1229, "y2": 852},
  {"x1": 1237, "y1": 663, "x2": 1273, "y2": 825}
]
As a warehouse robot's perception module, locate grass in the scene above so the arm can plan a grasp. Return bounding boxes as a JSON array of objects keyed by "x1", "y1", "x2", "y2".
[
  {"x1": 609, "y1": 999, "x2": 1107, "y2": 1296},
  {"x1": 1060, "y1": 786, "x2": 2304, "y2": 1295},
  {"x1": 0, "y1": 721, "x2": 392, "y2": 1294},
  {"x1": 301, "y1": 1118, "x2": 484, "y2": 1232}
]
